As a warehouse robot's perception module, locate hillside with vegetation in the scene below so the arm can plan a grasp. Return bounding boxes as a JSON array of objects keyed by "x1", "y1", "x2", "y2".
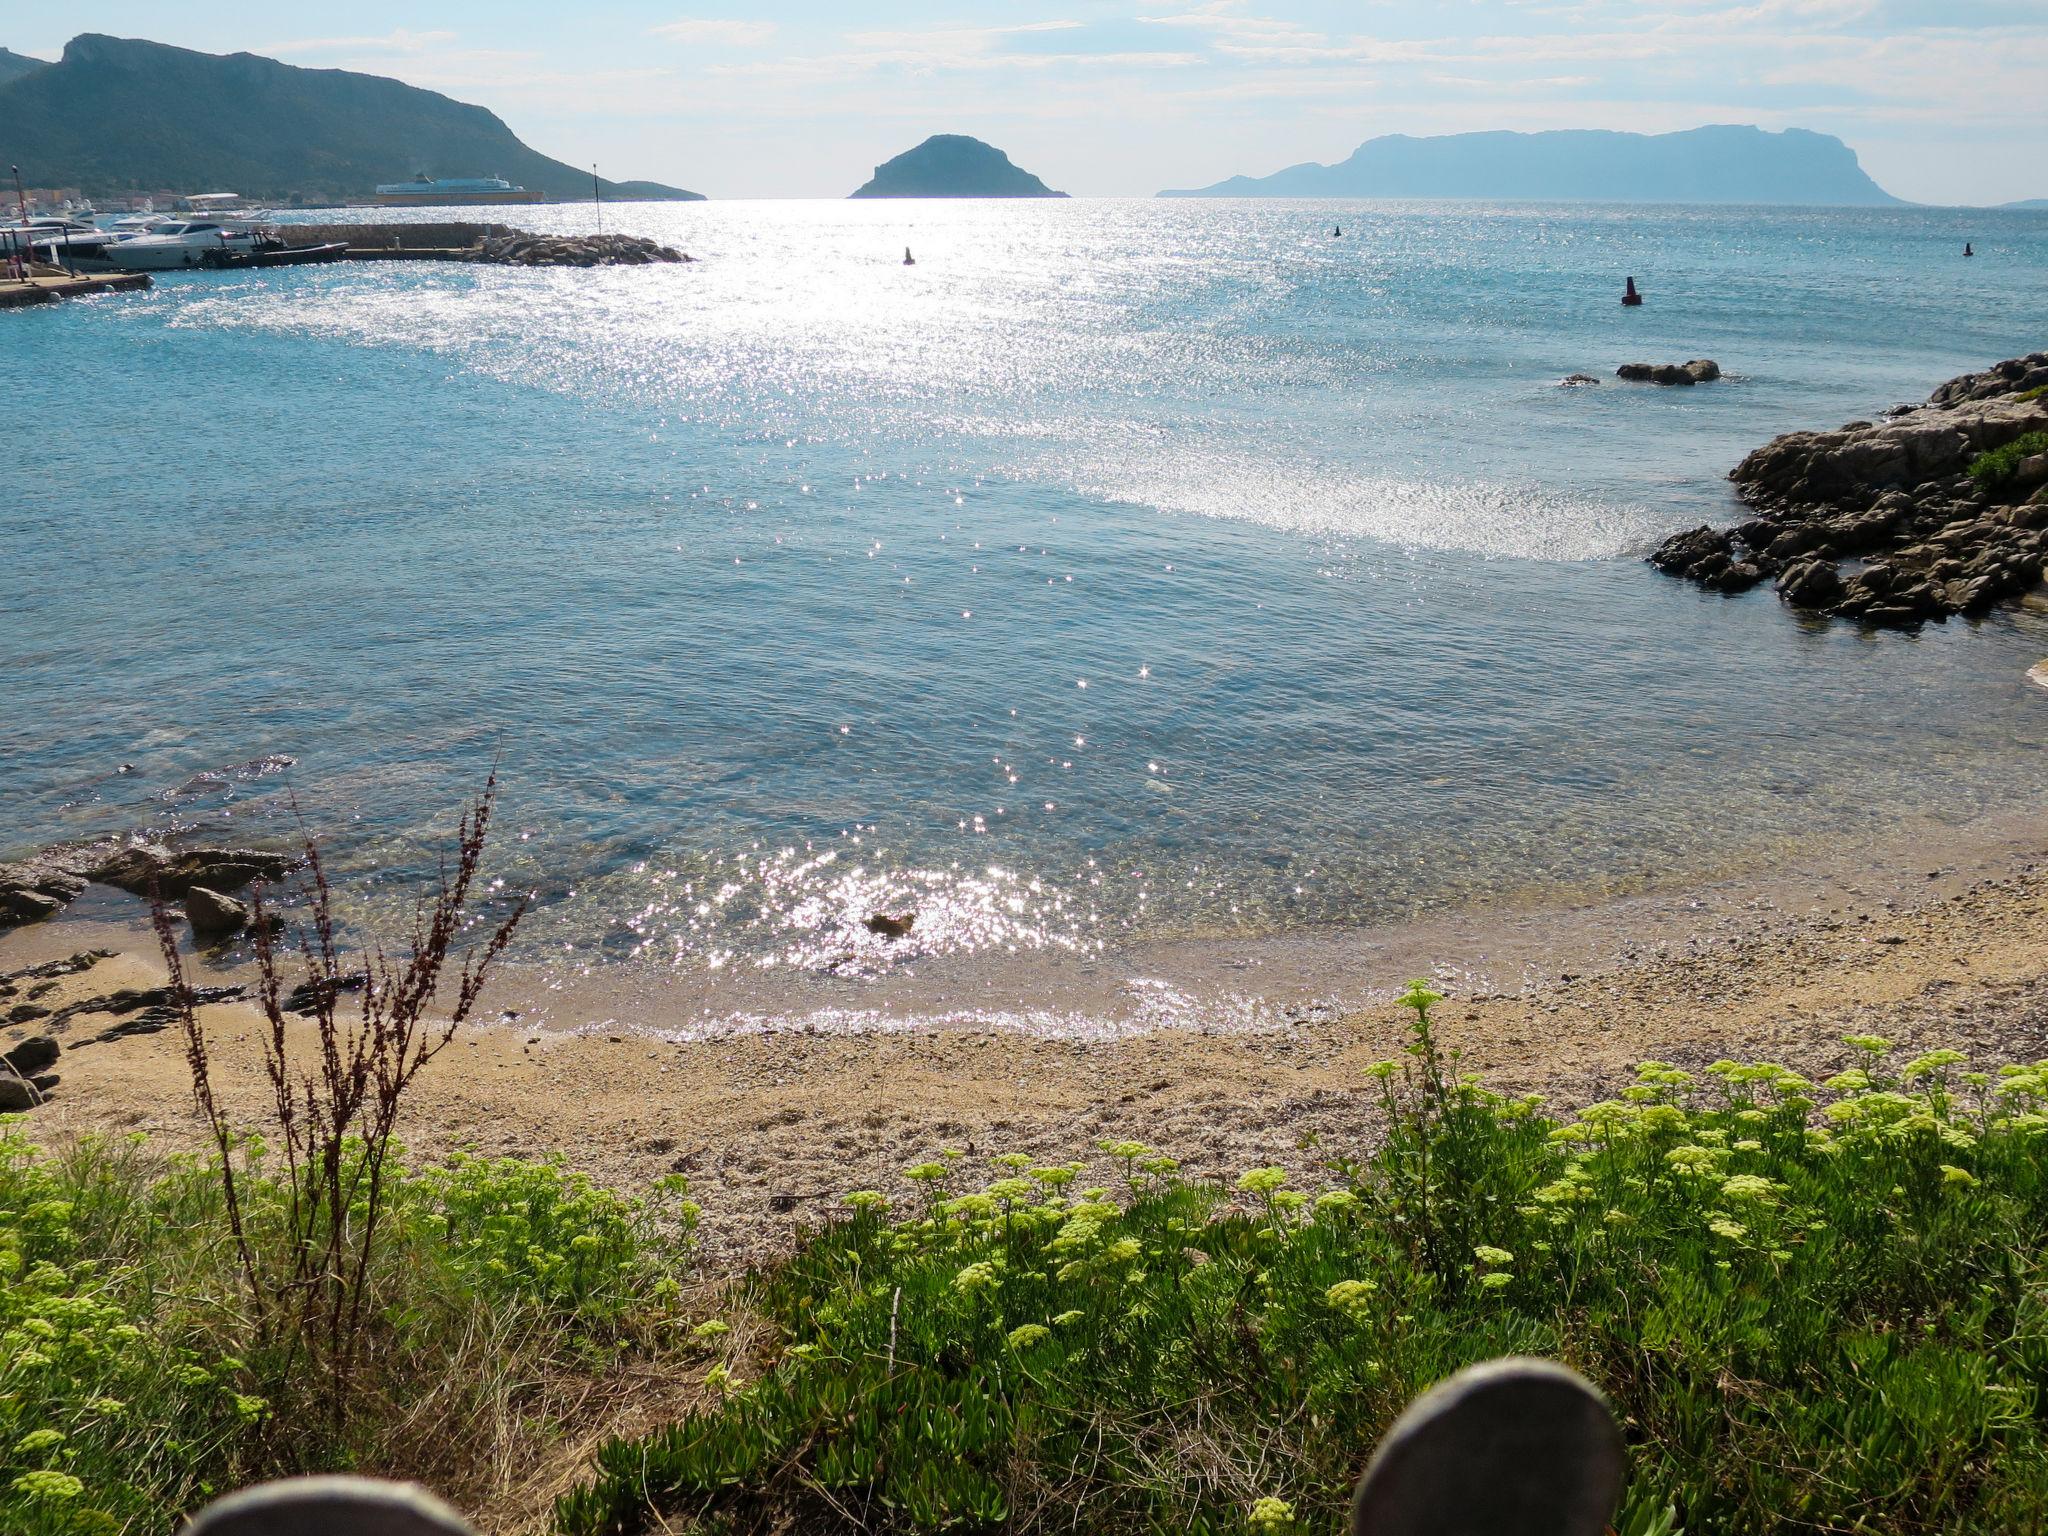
[
  {"x1": 0, "y1": 46, "x2": 46, "y2": 86},
  {"x1": 0, "y1": 34, "x2": 702, "y2": 203}
]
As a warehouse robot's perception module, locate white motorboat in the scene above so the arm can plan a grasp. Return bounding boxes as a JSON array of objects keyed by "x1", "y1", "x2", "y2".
[
  {"x1": 104, "y1": 212, "x2": 176, "y2": 236},
  {"x1": 105, "y1": 220, "x2": 262, "y2": 270}
]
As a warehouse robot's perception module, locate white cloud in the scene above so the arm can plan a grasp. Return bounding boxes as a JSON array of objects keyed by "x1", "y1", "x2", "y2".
[{"x1": 649, "y1": 19, "x2": 777, "y2": 47}]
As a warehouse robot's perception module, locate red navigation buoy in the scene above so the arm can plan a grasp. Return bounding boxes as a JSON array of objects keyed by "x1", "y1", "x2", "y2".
[{"x1": 1622, "y1": 276, "x2": 1643, "y2": 307}]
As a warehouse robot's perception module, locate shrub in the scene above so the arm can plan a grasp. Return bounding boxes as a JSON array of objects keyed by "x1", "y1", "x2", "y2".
[
  {"x1": 1967, "y1": 430, "x2": 2048, "y2": 491},
  {"x1": 559, "y1": 999, "x2": 2048, "y2": 1536},
  {"x1": 0, "y1": 1130, "x2": 697, "y2": 1536}
]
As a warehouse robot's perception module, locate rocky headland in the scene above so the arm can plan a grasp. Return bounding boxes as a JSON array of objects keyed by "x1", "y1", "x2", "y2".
[{"x1": 1650, "y1": 351, "x2": 2048, "y2": 626}]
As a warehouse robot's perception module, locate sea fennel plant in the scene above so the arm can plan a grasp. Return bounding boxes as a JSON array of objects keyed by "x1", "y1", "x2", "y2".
[{"x1": 560, "y1": 1000, "x2": 2048, "y2": 1536}]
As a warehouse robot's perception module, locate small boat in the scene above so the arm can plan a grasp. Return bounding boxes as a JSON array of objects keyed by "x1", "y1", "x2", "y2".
[
  {"x1": 200, "y1": 238, "x2": 350, "y2": 269},
  {"x1": 106, "y1": 220, "x2": 262, "y2": 270}
]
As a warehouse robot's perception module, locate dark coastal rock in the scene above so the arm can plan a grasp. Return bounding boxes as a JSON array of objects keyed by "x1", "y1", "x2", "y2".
[
  {"x1": 94, "y1": 843, "x2": 296, "y2": 899},
  {"x1": 0, "y1": 1077, "x2": 43, "y2": 1112},
  {"x1": 185, "y1": 885, "x2": 250, "y2": 940},
  {"x1": 284, "y1": 972, "x2": 369, "y2": 1015},
  {"x1": 1559, "y1": 373, "x2": 1600, "y2": 388},
  {"x1": 1649, "y1": 350, "x2": 2048, "y2": 628},
  {"x1": 1618, "y1": 360, "x2": 1719, "y2": 386},
  {"x1": 864, "y1": 912, "x2": 916, "y2": 940},
  {"x1": 0, "y1": 843, "x2": 104, "y2": 928},
  {"x1": 3, "y1": 1036, "x2": 59, "y2": 1076}
]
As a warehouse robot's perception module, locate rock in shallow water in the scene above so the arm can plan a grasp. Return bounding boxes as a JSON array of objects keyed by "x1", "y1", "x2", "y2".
[
  {"x1": 186, "y1": 886, "x2": 250, "y2": 940},
  {"x1": 1648, "y1": 350, "x2": 2048, "y2": 629}
]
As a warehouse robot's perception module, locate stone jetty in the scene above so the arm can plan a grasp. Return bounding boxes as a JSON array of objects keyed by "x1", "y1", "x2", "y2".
[
  {"x1": 278, "y1": 222, "x2": 688, "y2": 267},
  {"x1": 1649, "y1": 351, "x2": 2048, "y2": 626}
]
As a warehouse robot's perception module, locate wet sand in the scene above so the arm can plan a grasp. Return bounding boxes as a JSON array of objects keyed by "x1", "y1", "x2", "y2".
[{"x1": 4, "y1": 812, "x2": 2045, "y2": 1272}]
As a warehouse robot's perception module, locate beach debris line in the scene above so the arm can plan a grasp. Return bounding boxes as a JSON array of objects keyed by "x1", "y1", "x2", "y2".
[{"x1": 1650, "y1": 350, "x2": 2048, "y2": 625}]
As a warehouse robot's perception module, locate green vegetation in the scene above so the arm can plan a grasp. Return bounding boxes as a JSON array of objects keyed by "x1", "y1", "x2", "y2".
[
  {"x1": 8, "y1": 905, "x2": 2046, "y2": 1536},
  {"x1": 562, "y1": 988, "x2": 2048, "y2": 1536},
  {"x1": 2018, "y1": 385, "x2": 2048, "y2": 402},
  {"x1": 1968, "y1": 430, "x2": 2048, "y2": 491},
  {"x1": 0, "y1": 1131, "x2": 697, "y2": 1536},
  {"x1": 0, "y1": 35, "x2": 702, "y2": 203}
]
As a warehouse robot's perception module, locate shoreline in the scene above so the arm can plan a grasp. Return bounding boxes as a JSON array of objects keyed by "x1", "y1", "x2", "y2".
[{"x1": 6, "y1": 803, "x2": 2045, "y2": 1271}]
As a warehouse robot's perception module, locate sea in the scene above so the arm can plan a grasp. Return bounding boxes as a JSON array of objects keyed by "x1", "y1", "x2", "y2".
[{"x1": 7, "y1": 198, "x2": 2047, "y2": 1031}]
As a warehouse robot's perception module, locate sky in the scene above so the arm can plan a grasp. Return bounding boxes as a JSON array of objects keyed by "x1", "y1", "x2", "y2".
[{"x1": 12, "y1": 2, "x2": 2047, "y2": 204}]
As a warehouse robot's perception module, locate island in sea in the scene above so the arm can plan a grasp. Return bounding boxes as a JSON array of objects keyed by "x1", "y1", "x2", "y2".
[
  {"x1": 0, "y1": 34, "x2": 702, "y2": 205},
  {"x1": 1162, "y1": 124, "x2": 1900, "y2": 206},
  {"x1": 849, "y1": 135, "x2": 1067, "y2": 199}
]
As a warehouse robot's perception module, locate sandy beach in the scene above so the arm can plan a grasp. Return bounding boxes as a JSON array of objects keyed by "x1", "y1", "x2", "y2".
[{"x1": 6, "y1": 806, "x2": 2044, "y2": 1274}]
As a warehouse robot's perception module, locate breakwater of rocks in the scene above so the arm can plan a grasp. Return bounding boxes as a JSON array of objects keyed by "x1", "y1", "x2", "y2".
[
  {"x1": 279, "y1": 223, "x2": 690, "y2": 267},
  {"x1": 1650, "y1": 352, "x2": 2048, "y2": 627}
]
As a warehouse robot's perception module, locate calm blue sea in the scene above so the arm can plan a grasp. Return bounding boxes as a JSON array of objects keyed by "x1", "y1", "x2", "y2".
[{"x1": 7, "y1": 199, "x2": 2048, "y2": 993}]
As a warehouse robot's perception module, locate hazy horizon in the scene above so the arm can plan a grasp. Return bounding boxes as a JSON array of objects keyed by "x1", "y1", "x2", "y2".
[{"x1": 10, "y1": 3, "x2": 2046, "y2": 206}]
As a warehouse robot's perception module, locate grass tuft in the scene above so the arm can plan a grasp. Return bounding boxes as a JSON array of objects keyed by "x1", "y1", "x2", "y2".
[{"x1": 1967, "y1": 429, "x2": 2048, "y2": 490}]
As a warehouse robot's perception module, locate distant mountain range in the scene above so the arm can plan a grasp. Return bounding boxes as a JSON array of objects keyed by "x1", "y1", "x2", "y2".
[
  {"x1": 0, "y1": 35, "x2": 701, "y2": 203},
  {"x1": 1162, "y1": 126, "x2": 1901, "y2": 206},
  {"x1": 0, "y1": 46, "x2": 45, "y2": 85},
  {"x1": 850, "y1": 136, "x2": 1066, "y2": 199}
]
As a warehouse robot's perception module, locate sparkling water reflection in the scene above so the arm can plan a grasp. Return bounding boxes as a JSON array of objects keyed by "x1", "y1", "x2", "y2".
[{"x1": 6, "y1": 199, "x2": 2047, "y2": 991}]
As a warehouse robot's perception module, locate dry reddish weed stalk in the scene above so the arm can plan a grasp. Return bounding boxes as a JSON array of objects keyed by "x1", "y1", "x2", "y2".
[{"x1": 151, "y1": 777, "x2": 530, "y2": 1427}]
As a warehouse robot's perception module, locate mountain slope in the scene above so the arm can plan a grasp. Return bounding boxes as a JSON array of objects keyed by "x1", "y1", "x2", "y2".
[
  {"x1": 0, "y1": 35, "x2": 701, "y2": 202},
  {"x1": 0, "y1": 47, "x2": 47, "y2": 86},
  {"x1": 850, "y1": 136, "x2": 1066, "y2": 199},
  {"x1": 1162, "y1": 126, "x2": 1899, "y2": 206}
]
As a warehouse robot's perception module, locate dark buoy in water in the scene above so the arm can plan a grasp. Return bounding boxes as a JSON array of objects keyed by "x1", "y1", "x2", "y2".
[
  {"x1": 1964, "y1": 242, "x2": 1974, "y2": 258},
  {"x1": 1333, "y1": 224, "x2": 1342, "y2": 237},
  {"x1": 1622, "y1": 275, "x2": 1643, "y2": 307},
  {"x1": 903, "y1": 246, "x2": 915, "y2": 266}
]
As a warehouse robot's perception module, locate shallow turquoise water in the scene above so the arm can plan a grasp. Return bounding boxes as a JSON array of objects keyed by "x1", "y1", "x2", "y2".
[{"x1": 7, "y1": 199, "x2": 2047, "y2": 980}]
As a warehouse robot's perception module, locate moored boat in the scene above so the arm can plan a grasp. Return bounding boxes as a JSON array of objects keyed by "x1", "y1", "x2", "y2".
[{"x1": 105, "y1": 220, "x2": 262, "y2": 270}]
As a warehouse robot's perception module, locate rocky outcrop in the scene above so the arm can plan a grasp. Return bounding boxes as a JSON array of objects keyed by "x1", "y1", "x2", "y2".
[
  {"x1": 1618, "y1": 360, "x2": 1720, "y2": 386},
  {"x1": 0, "y1": 839, "x2": 296, "y2": 930},
  {"x1": 1649, "y1": 351, "x2": 2048, "y2": 627},
  {"x1": 470, "y1": 231, "x2": 687, "y2": 267}
]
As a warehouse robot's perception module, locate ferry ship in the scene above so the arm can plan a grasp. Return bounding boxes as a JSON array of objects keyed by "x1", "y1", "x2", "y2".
[{"x1": 372, "y1": 175, "x2": 544, "y2": 208}]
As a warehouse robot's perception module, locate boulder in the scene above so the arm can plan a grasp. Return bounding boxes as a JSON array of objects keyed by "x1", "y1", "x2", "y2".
[
  {"x1": 1647, "y1": 525, "x2": 1733, "y2": 579},
  {"x1": 0, "y1": 888, "x2": 62, "y2": 925},
  {"x1": 0, "y1": 1077, "x2": 41, "y2": 1112},
  {"x1": 2, "y1": 1037, "x2": 59, "y2": 1075},
  {"x1": 93, "y1": 844, "x2": 295, "y2": 898},
  {"x1": 1778, "y1": 559, "x2": 1844, "y2": 609},
  {"x1": 1617, "y1": 361, "x2": 1717, "y2": 386},
  {"x1": 1559, "y1": 374, "x2": 1599, "y2": 388},
  {"x1": 186, "y1": 886, "x2": 250, "y2": 940}
]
